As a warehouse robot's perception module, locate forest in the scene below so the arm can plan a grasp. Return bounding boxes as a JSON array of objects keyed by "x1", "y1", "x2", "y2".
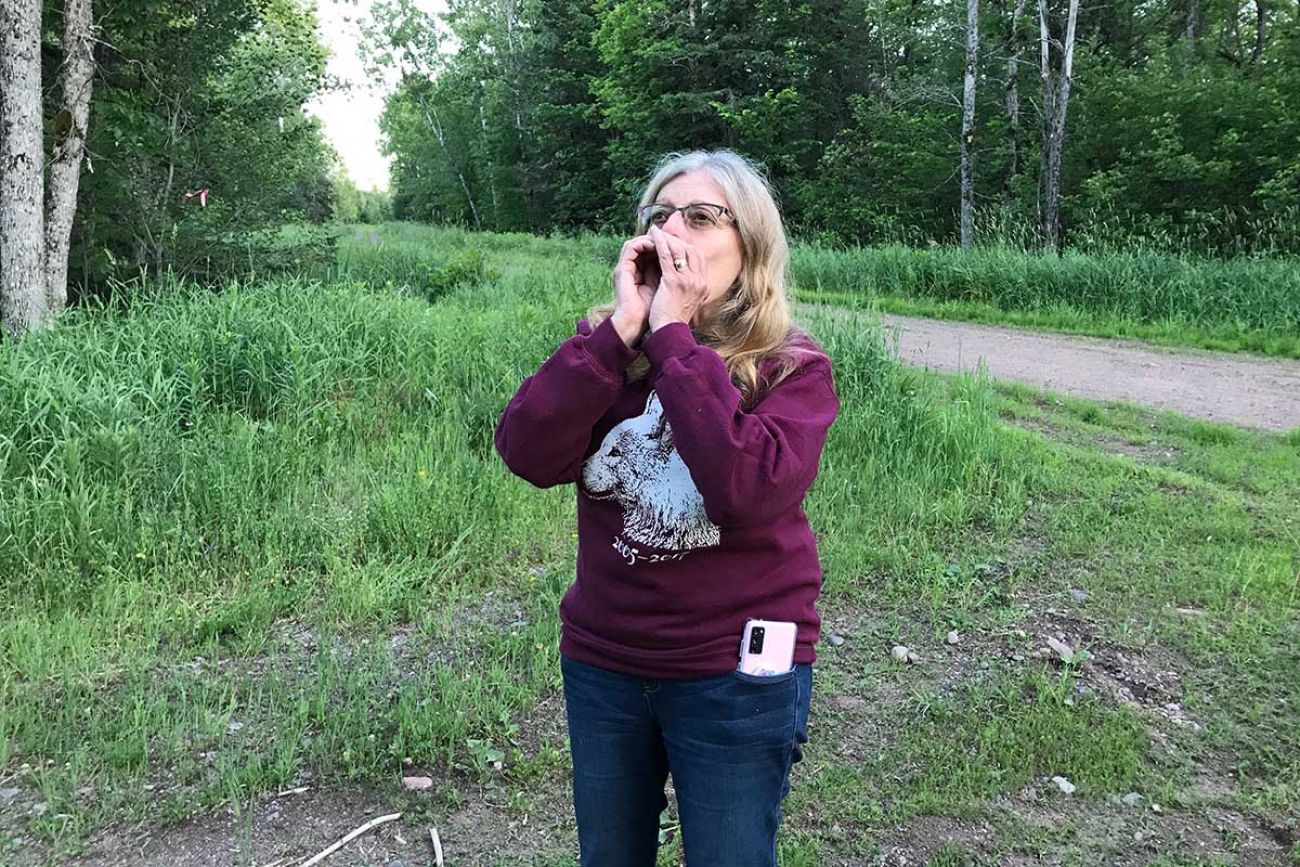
[{"x1": 372, "y1": 0, "x2": 1300, "y2": 255}]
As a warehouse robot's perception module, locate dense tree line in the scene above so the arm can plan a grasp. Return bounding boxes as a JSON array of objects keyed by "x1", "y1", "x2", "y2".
[
  {"x1": 373, "y1": 0, "x2": 1299, "y2": 256},
  {"x1": 75, "y1": 0, "x2": 338, "y2": 285},
  {"x1": 2, "y1": 0, "x2": 341, "y2": 337}
]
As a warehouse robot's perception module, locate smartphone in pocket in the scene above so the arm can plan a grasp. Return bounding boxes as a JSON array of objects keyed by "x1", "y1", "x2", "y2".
[{"x1": 737, "y1": 619, "x2": 797, "y2": 676}]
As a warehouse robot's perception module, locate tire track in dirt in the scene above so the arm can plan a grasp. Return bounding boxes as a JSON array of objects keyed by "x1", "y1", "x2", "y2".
[{"x1": 795, "y1": 304, "x2": 1300, "y2": 433}]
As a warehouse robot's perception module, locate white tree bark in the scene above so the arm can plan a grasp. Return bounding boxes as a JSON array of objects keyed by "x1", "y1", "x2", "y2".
[
  {"x1": 1, "y1": 0, "x2": 48, "y2": 339},
  {"x1": 1037, "y1": 0, "x2": 1078, "y2": 251},
  {"x1": 1037, "y1": 0, "x2": 1053, "y2": 243},
  {"x1": 1004, "y1": 0, "x2": 1026, "y2": 206},
  {"x1": 476, "y1": 83, "x2": 500, "y2": 224},
  {"x1": 420, "y1": 99, "x2": 482, "y2": 230},
  {"x1": 44, "y1": 0, "x2": 97, "y2": 310},
  {"x1": 960, "y1": 0, "x2": 980, "y2": 248}
]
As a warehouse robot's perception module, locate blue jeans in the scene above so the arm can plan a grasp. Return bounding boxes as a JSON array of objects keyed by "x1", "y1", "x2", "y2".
[{"x1": 560, "y1": 653, "x2": 813, "y2": 867}]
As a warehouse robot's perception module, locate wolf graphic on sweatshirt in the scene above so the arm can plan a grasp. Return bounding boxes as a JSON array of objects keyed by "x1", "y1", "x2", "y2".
[{"x1": 581, "y1": 390, "x2": 722, "y2": 555}]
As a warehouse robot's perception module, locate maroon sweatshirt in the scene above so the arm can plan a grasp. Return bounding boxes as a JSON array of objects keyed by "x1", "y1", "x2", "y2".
[{"x1": 494, "y1": 313, "x2": 839, "y2": 678}]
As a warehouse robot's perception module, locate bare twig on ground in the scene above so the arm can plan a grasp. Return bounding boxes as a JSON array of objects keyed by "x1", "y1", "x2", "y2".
[
  {"x1": 274, "y1": 785, "x2": 311, "y2": 798},
  {"x1": 430, "y1": 826, "x2": 445, "y2": 866},
  {"x1": 296, "y1": 812, "x2": 402, "y2": 867}
]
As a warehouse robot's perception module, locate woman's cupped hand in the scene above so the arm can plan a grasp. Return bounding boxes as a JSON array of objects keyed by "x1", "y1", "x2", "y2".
[
  {"x1": 611, "y1": 226, "x2": 709, "y2": 345},
  {"x1": 611, "y1": 233, "x2": 661, "y2": 336},
  {"x1": 645, "y1": 225, "x2": 708, "y2": 333}
]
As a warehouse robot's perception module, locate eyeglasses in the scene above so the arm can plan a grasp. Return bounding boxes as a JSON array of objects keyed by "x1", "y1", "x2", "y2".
[{"x1": 637, "y1": 202, "x2": 737, "y2": 232}]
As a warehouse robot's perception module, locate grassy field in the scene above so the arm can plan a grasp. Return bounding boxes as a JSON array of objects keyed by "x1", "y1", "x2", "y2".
[
  {"x1": 790, "y1": 242, "x2": 1300, "y2": 359},
  {"x1": 1, "y1": 224, "x2": 1297, "y2": 865}
]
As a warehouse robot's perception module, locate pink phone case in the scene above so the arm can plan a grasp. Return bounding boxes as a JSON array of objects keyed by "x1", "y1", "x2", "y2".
[{"x1": 737, "y1": 619, "x2": 797, "y2": 676}]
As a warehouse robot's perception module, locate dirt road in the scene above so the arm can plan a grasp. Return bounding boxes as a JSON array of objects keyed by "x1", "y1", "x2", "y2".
[{"x1": 796, "y1": 304, "x2": 1300, "y2": 433}]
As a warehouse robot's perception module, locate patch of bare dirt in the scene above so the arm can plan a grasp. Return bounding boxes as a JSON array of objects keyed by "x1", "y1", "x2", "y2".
[
  {"x1": 873, "y1": 815, "x2": 997, "y2": 865},
  {"x1": 1004, "y1": 414, "x2": 1185, "y2": 466},
  {"x1": 10, "y1": 686, "x2": 580, "y2": 867},
  {"x1": 803, "y1": 794, "x2": 1293, "y2": 867},
  {"x1": 1010, "y1": 605, "x2": 1196, "y2": 726},
  {"x1": 38, "y1": 774, "x2": 577, "y2": 867},
  {"x1": 990, "y1": 789, "x2": 1292, "y2": 867}
]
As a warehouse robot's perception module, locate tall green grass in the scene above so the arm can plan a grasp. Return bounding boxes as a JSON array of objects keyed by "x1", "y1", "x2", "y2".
[
  {"x1": 790, "y1": 242, "x2": 1300, "y2": 358},
  {"x1": 331, "y1": 223, "x2": 1300, "y2": 356}
]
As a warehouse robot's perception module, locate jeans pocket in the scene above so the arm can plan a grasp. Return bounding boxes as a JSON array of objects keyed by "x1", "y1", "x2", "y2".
[{"x1": 730, "y1": 665, "x2": 797, "y2": 685}]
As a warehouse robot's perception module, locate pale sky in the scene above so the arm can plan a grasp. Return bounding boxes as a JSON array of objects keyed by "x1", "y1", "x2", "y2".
[{"x1": 306, "y1": 0, "x2": 446, "y2": 192}]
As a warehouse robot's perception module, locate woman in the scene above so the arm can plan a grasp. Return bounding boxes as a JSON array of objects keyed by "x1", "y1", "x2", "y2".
[{"x1": 493, "y1": 148, "x2": 839, "y2": 866}]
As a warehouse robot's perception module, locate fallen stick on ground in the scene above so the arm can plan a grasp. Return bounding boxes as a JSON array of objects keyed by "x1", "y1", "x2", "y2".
[
  {"x1": 430, "y1": 826, "x2": 444, "y2": 866},
  {"x1": 296, "y1": 812, "x2": 402, "y2": 867},
  {"x1": 274, "y1": 785, "x2": 311, "y2": 798}
]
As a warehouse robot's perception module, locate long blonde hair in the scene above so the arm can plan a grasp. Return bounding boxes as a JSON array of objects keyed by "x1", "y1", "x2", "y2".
[{"x1": 585, "y1": 149, "x2": 819, "y2": 409}]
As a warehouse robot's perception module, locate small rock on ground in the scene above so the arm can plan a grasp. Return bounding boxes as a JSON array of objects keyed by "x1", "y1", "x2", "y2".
[{"x1": 1052, "y1": 776, "x2": 1076, "y2": 795}]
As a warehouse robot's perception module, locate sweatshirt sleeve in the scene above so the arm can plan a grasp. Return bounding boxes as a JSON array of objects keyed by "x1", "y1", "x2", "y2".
[
  {"x1": 494, "y1": 315, "x2": 639, "y2": 489},
  {"x1": 639, "y1": 321, "x2": 839, "y2": 528}
]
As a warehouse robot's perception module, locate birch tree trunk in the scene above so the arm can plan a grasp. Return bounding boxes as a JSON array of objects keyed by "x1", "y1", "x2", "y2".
[
  {"x1": 1037, "y1": 0, "x2": 1054, "y2": 246},
  {"x1": 420, "y1": 99, "x2": 481, "y2": 230},
  {"x1": 1038, "y1": 0, "x2": 1078, "y2": 251},
  {"x1": 0, "y1": 0, "x2": 48, "y2": 339},
  {"x1": 476, "y1": 85, "x2": 500, "y2": 225},
  {"x1": 960, "y1": 0, "x2": 980, "y2": 248},
  {"x1": 1004, "y1": 0, "x2": 1026, "y2": 206},
  {"x1": 44, "y1": 0, "x2": 96, "y2": 310},
  {"x1": 499, "y1": 0, "x2": 531, "y2": 221}
]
